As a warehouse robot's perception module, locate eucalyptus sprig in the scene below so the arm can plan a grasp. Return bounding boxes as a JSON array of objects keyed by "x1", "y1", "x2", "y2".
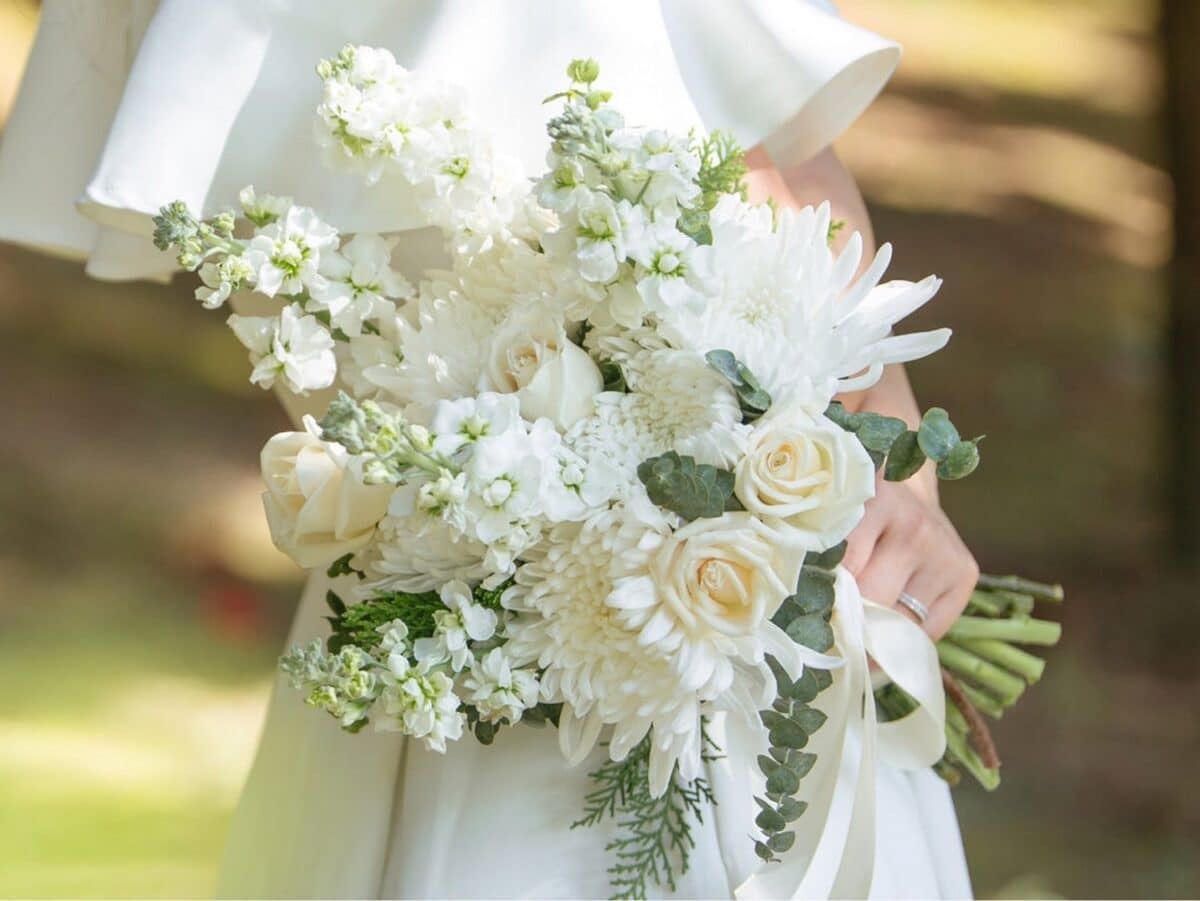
[{"x1": 826, "y1": 402, "x2": 982, "y2": 481}]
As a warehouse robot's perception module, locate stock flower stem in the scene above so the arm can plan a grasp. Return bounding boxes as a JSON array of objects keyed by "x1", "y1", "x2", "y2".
[
  {"x1": 957, "y1": 680, "x2": 1006, "y2": 719},
  {"x1": 946, "y1": 614, "x2": 1062, "y2": 646},
  {"x1": 957, "y1": 638, "x2": 1046, "y2": 684},
  {"x1": 944, "y1": 726, "x2": 1000, "y2": 790},
  {"x1": 976, "y1": 574, "x2": 1064, "y2": 603},
  {"x1": 937, "y1": 641, "x2": 1026, "y2": 705}
]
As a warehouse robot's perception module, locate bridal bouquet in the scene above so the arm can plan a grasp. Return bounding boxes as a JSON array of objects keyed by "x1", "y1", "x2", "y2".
[{"x1": 155, "y1": 49, "x2": 1062, "y2": 898}]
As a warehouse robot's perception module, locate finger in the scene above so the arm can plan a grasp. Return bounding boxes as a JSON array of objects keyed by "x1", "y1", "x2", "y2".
[
  {"x1": 923, "y1": 554, "x2": 979, "y2": 640},
  {"x1": 842, "y1": 502, "x2": 887, "y2": 576},
  {"x1": 853, "y1": 532, "x2": 918, "y2": 610},
  {"x1": 898, "y1": 561, "x2": 948, "y2": 628}
]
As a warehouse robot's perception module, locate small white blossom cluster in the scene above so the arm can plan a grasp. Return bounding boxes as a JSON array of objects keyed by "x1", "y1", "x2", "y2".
[
  {"x1": 165, "y1": 56, "x2": 955, "y2": 788},
  {"x1": 315, "y1": 44, "x2": 520, "y2": 236}
]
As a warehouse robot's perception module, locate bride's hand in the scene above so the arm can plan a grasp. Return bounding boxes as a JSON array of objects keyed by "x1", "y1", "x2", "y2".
[{"x1": 842, "y1": 470, "x2": 978, "y2": 640}]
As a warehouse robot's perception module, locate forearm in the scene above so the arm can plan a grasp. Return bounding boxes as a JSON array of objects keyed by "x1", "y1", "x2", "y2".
[{"x1": 744, "y1": 145, "x2": 937, "y2": 505}]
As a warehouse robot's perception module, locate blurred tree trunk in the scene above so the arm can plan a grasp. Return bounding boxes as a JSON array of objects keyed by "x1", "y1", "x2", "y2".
[{"x1": 1162, "y1": 0, "x2": 1200, "y2": 566}]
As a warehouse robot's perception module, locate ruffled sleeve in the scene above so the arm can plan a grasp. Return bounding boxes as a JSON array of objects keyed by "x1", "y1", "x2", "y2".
[{"x1": 658, "y1": 0, "x2": 899, "y2": 165}]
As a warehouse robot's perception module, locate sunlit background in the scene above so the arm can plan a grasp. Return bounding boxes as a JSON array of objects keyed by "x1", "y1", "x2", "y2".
[{"x1": 1, "y1": 0, "x2": 1197, "y2": 897}]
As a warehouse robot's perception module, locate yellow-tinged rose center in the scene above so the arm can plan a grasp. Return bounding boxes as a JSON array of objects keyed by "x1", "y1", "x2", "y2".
[{"x1": 698, "y1": 557, "x2": 753, "y2": 617}]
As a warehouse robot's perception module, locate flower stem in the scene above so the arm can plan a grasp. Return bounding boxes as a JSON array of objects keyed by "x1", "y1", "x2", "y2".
[
  {"x1": 936, "y1": 641, "x2": 1026, "y2": 705},
  {"x1": 976, "y1": 573, "x2": 1064, "y2": 603},
  {"x1": 957, "y1": 680, "x2": 1005, "y2": 719},
  {"x1": 944, "y1": 725, "x2": 1000, "y2": 790},
  {"x1": 946, "y1": 614, "x2": 1062, "y2": 646},
  {"x1": 956, "y1": 638, "x2": 1046, "y2": 684}
]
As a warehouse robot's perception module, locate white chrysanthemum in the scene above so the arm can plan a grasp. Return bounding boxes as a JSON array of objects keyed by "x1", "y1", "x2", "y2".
[
  {"x1": 364, "y1": 510, "x2": 489, "y2": 593},
  {"x1": 336, "y1": 310, "x2": 406, "y2": 400},
  {"x1": 390, "y1": 284, "x2": 495, "y2": 406},
  {"x1": 566, "y1": 348, "x2": 746, "y2": 474},
  {"x1": 504, "y1": 505, "x2": 704, "y2": 796},
  {"x1": 660, "y1": 196, "x2": 950, "y2": 411}
]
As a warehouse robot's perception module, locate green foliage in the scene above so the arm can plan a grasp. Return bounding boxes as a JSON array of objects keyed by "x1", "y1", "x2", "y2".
[
  {"x1": 679, "y1": 131, "x2": 748, "y2": 243},
  {"x1": 574, "y1": 734, "x2": 716, "y2": 899},
  {"x1": 826, "y1": 402, "x2": 983, "y2": 482},
  {"x1": 637, "y1": 451, "x2": 740, "y2": 521},
  {"x1": 754, "y1": 552, "x2": 841, "y2": 862},
  {"x1": 325, "y1": 553, "x2": 362, "y2": 579},
  {"x1": 600, "y1": 359, "x2": 628, "y2": 393},
  {"x1": 471, "y1": 578, "x2": 512, "y2": 611},
  {"x1": 324, "y1": 589, "x2": 445, "y2": 652},
  {"x1": 705, "y1": 349, "x2": 771, "y2": 420},
  {"x1": 827, "y1": 218, "x2": 846, "y2": 245}
]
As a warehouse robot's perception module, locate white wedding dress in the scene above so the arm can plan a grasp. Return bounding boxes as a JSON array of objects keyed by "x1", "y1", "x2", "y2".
[{"x1": 0, "y1": 2, "x2": 973, "y2": 897}]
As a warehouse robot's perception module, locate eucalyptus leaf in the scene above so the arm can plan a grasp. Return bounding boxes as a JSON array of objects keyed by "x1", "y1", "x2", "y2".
[
  {"x1": 795, "y1": 708, "x2": 828, "y2": 734},
  {"x1": 767, "y1": 831, "x2": 796, "y2": 853},
  {"x1": 786, "y1": 614, "x2": 835, "y2": 652},
  {"x1": 793, "y1": 569, "x2": 835, "y2": 617},
  {"x1": 756, "y1": 807, "x2": 788, "y2": 834},
  {"x1": 705, "y1": 349, "x2": 772, "y2": 418},
  {"x1": 766, "y1": 765, "x2": 801, "y2": 796},
  {"x1": 917, "y1": 408, "x2": 960, "y2": 461},
  {"x1": 784, "y1": 669, "x2": 821, "y2": 704},
  {"x1": 855, "y1": 413, "x2": 907, "y2": 453},
  {"x1": 637, "y1": 451, "x2": 736, "y2": 520},
  {"x1": 937, "y1": 439, "x2": 981, "y2": 480},
  {"x1": 884, "y1": 430, "x2": 926, "y2": 482},
  {"x1": 769, "y1": 720, "x2": 810, "y2": 750},
  {"x1": 778, "y1": 796, "x2": 809, "y2": 821},
  {"x1": 806, "y1": 541, "x2": 847, "y2": 571}
]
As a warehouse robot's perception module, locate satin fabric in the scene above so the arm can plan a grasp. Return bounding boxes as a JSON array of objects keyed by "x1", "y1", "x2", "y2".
[{"x1": 0, "y1": 2, "x2": 972, "y2": 897}]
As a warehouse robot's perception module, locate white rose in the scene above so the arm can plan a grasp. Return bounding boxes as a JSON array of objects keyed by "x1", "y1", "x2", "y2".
[
  {"x1": 734, "y1": 408, "x2": 876, "y2": 550},
  {"x1": 260, "y1": 422, "x2": 393, "y2": 568},
  {"x1": 650, "y1": 513, "x2": 806, "y2": 638},
  {"x1": 484, "y1": 315, "x2": 602, "y2": 431}
]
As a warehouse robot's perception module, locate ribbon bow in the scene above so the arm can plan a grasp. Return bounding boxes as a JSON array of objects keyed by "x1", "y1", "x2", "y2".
[{"x1": 736, "y1": 567, "x2": 946, "y2": 900}]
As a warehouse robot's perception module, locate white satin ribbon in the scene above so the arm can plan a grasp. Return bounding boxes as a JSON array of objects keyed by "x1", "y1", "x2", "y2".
[{"x1": 735, "y1": 567, "x2": 946, "y2": 900}]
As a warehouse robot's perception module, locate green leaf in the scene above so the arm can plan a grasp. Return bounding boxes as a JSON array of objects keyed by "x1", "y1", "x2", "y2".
[
  {"x1": 884, "y1": 430, "x2": 927, "y2": 482},
  {"x1": 824, "y1": 401, "x2": 860, "y2": 431},
  {"x1": 790, "y1": 752, "x2": 818, "y2": 779},
  {"x1": 793, "y1": 569, "x2": 835, "y2": 617},
  {"x1": 767, "y1": 831, "x2": 796, "y2": 853},
  {"x1": 795, "y1": 708, "x2": 828, "y2": 734},
  {"x1": 599, "y1": 359, "x2": 627, "y2": 393},
  {"x1": 778, "y1": 796, "x2": 809, "y2": 821},
  {"x1": 812, "y1": 669, "x2": 833, "y2": 690},
  {"x1": 637, "y1": 451, "x2": 737, "y2": 521},
  {"x1": 786, "y1": 614, "x2": 835, "y2": 652},
  {"x1": 474, "y1": 720, "x2": 499, "y2": 745},
  {"x1": 806, "y1": 541, "x2": 847, "y2": 571},
  {"x1": 937, "y1": 439, "x2": 981, "y2": 480},
  {"x1": 326, "y1": 553, "x2": 359, "y2": 579},
  {"x1": 755, "y1": 841, "x2": 776, "y2": 862},
  {"x1": 855, "y1": 413, "x2": 907, "y2": 454},
  {"x1": 324, "y1": 590, "x2": 347, "y2": 616},
  {"x1": 783, "y1": 669, "x2": 821, "y2": 704},
  {"x1": 917, "y1": 408, "x2": 960, "y2": 461},
  {"x1": 756, "y1": 807, "x2": 788, "y2": 834},
  {"x1": 704, "y1": 349, "x2": 771, "y2": 419},
  {"x1": 766, "y1": 765, "x2": 801, "y2": 795},
  {"x1": 769, "y1": 719, "x2": 810, "y2": 750}
]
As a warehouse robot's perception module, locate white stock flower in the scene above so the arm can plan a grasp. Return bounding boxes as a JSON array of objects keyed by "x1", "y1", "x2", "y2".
[
  {"x1": 412, "y1": 580, "x2": 499, "y2": 672},
  {"x1": 629, "y1": 218, "x2": 712, "y2": 315},
  {"x1": 195, "y1": 254, "x2": 252, "y2": 309},
  {"x1": 238, "y1": 185, "x2": 292, "y2": 225},
  {"x1": 429, "y1": 392, "x2": 521, "y2": 456},
  {"x1": 612, "y1": 128, "x2": 701, "y2": 215},
  {"x1": 734, "y1": 407, "x2": 877, "y2": 550},
  {"x1": 259, "y1": 419, "x2": 393, "y2": 568},
  {"x1": 463, "y1": 648, "x2": 540, "y2": 724},
  {"x1": 661, "y1": 196, "x2": 950, "y2": 410},
  {"x1": 377, "y1": 653, "x2": 465, "y2": 752},
  {"x1": 504, "y1": 507, "x2": 705, "y2": 797},
  {"x1": 608, "y1": 512, "x2": 807, "y2": 700},
  {"x1": 336, "y1": 309, "x2": 406, "y2": 400},
  {"x1": 313, "y1": 234, "x2": 412, "y2": 336},
  {"x1": 483, "y1": 309, "x2": 602, "y2": 431},
  {"x1": 227, "y1": 304, "x2": 337, "y2": 394},
  {"x1": 243, "y1": 205, "x2": 339, "y2": 297}
]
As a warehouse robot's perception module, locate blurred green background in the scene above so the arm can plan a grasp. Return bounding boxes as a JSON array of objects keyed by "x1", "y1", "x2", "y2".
[{"x1": 1, "y1": 0, "x2": 1197, "y2": 897}]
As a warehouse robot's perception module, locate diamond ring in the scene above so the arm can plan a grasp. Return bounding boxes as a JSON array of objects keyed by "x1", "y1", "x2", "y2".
[{"x1": 896, "y1": 591, "x2": 930, "y2": 624}]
